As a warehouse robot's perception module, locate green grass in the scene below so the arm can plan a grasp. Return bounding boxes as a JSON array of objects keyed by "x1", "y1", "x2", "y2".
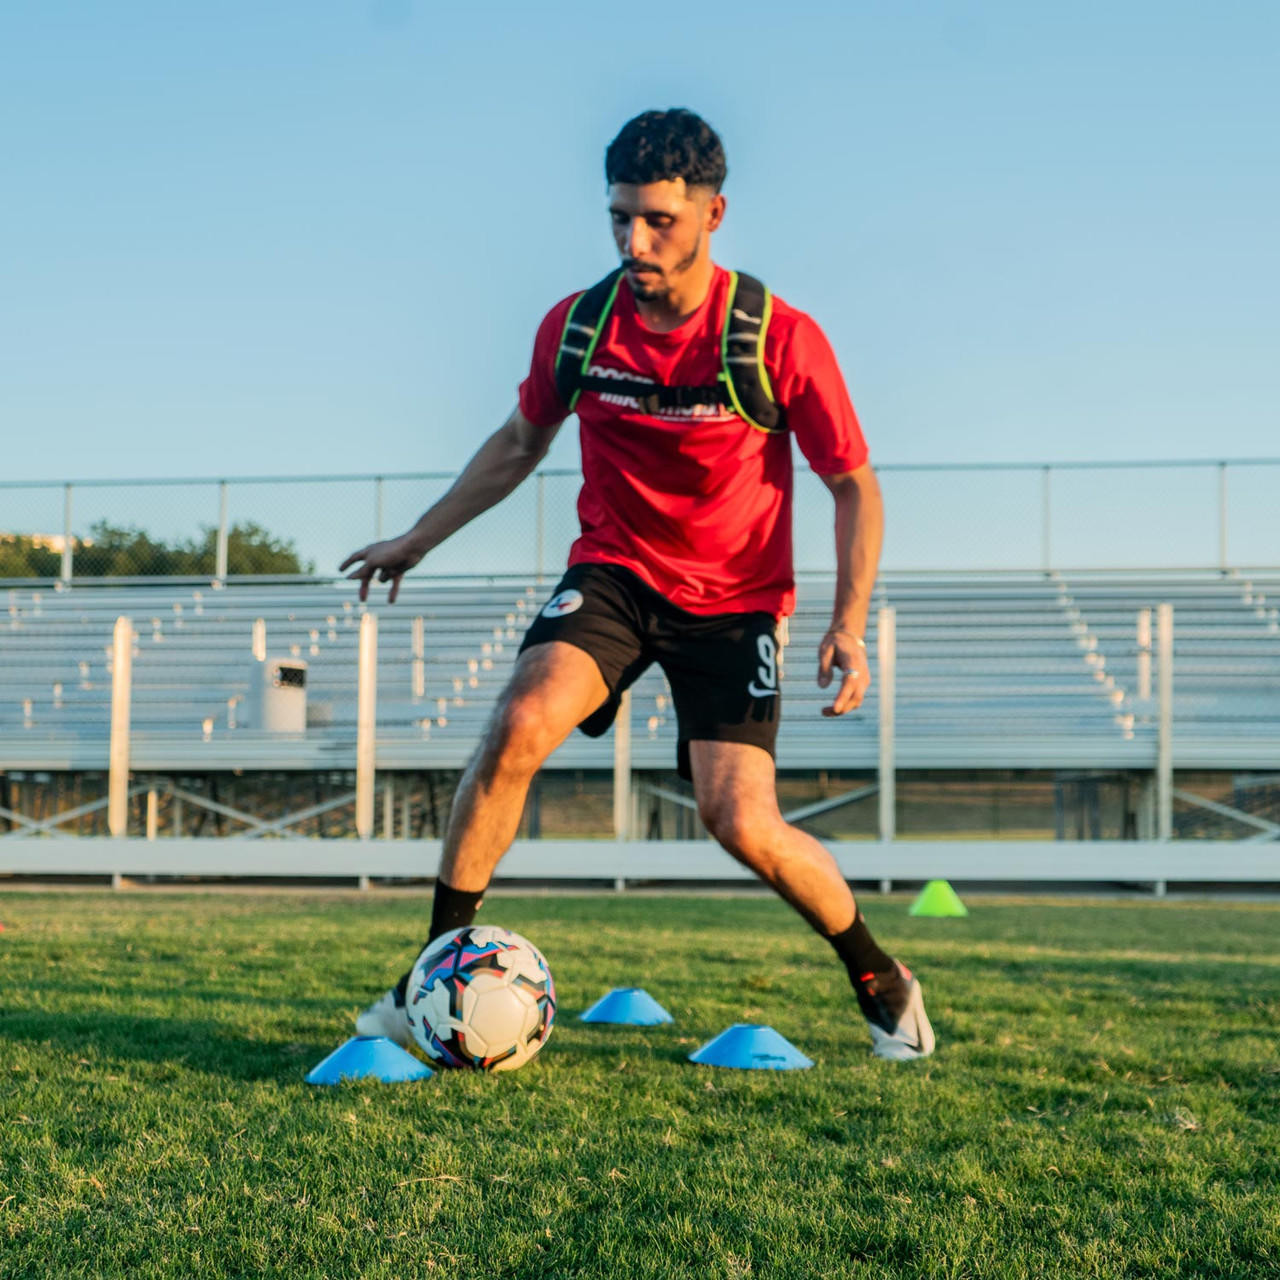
[{"x1": 1, "y1": 890, "x2": 1277, "y2": 1279}]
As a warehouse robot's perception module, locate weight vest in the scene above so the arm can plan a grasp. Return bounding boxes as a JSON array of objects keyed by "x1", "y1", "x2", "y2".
[{"x1": 553, "y1": 267, "x2": 783, "y2": 433}]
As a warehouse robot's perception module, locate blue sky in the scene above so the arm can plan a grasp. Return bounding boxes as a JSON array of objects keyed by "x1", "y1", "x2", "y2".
[{"x1": 1, "y1": 2, "x2": 1276, "y2": 568}]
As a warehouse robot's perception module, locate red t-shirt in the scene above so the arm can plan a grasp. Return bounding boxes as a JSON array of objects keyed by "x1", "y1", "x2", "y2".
[{"x1": 518, "y1": 264, "x2": 868, "y2": 617}]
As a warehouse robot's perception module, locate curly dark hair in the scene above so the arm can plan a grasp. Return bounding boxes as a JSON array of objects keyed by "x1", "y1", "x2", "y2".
[{"x1": 605, "y1": 109, "x2": 727, "y2": 192}]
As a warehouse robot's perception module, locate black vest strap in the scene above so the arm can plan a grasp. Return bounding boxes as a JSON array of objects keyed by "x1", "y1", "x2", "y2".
[
  {"x1": 554, "y1": 269, "x2": 624, "y2": 412},
  {"x1": 720, "y1": 271, "x2": 781, "y2": 433}
]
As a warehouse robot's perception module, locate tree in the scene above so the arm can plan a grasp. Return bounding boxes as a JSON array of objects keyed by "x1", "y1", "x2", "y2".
[
  {"x1": 174, "y1": 521, "x2": 316, "y2": 576},
  {"x1": 0, "y1": 536, "x2": 62, "y2": 579},
  {"x1": 0, "y1": 521, "x2": 314, "y2": 578},
  {"x1": 81, "y1": 522, "x2": 185, "y2": 577}
]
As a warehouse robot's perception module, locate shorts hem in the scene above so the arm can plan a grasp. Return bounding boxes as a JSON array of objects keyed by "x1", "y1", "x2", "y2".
[{"x1": 677, "y1": 731, "x2": 778, "y2": 782}]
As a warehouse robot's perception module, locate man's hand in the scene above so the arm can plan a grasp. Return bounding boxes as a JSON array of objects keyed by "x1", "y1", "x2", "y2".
[
  {"x1": 817, "y1": 628, "x2": 871, "y2": 716},
  {"x1": 339, "y1": 533, "x2": 425, "y2": 604}
]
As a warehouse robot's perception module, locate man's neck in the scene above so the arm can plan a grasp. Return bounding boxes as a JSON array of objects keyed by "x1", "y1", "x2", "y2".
[{"x1": 631, "y1": 257, "x2": 717, "y2": 333}]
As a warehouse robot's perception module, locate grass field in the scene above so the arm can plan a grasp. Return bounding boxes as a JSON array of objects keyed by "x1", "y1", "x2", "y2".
[{"x1": 1, "y1": 890, "x2": 1277, "y2": 1279}]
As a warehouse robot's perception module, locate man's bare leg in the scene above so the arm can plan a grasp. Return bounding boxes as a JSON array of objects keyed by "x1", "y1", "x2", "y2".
[
  {"x1": 689, "y1": 739, "x2": 934, "y2": 1057},
  {"x1": 355, "y1": 641, "x2": 608, "y2": 1039},
  {"x1": 687, "y1": 739, "x2": 856, "y2": 933},
  {"x1": 439, "y1": 641, "x2": 609, "y2": 892}
]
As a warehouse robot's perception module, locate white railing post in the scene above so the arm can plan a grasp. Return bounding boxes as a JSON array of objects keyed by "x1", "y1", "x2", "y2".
[
  {"x1": 146, "y1": 788, "x2": 158, "y2": 841},
  {"x1": 356, "y1": 612, "x2": 378, "y2": 840},
  {"x1": 215, "y1": 481, "x2": 229, "y2": 581},
  {"x1": 877, "y1": 606, "x2": 896, "y2": 843},
  {"x1": 1137, "y1": 607, "x2": 1152, "y2": 701},
  {"x1": 108, "y1": 616, "x2": 134, "y2": 838},
  {"x1": 1217, "y1": 461, "x2": 1228, "y2": 571},
  {"x1": 613, "y1": 689, "x2": 632, "y2": 851},
  {"x1": 1157, "y1": 602, "x2": 1173, "y2": 841},
  {"x1": 252, "y1": 617, "x2": 267, "y2": 663},
  {"x1": 412, "y1": 615, "x2": 425, "y2": 700},
  {"x1": 61, "y1": 483, "x2": 74, "y2": 585}
]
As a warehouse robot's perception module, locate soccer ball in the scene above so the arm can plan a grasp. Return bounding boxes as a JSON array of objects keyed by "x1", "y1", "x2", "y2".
[{"x1": 405, "y1": 925, "x2": 556, "y2": 1072}]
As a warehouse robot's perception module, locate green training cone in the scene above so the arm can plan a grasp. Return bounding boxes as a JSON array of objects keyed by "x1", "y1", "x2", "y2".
[{"x1": 909, "y1": 879, "x2": 969, "y2": 917}]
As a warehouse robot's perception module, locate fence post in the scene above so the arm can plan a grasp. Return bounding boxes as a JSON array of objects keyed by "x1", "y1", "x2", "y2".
[
  {"x1": 215, "y1": 481, "x2": 229, "y2": 581},
  {"x1": 877, "y1": 606, "x2": 896, "y2": 843},
  {"x1": 356, "y1": 612, "x2": 378, "y2": 840},
  {"x1": 382, "y1": 776, "x2": 394, "y2": 839},
  {"x1": 108, "y1": 617, "x2": 133, "y2": 840},
  {"x1": 1217, "y1": 461, "x2": 1228, "y2": 572},
  {"x1": 1157, "y1": 602, "x2": 1173, "y2": 842},
  {"x1": 375, "y1": 476, "x2": 385, "y2": 542},
  {"x1": 61, "y1": 483, "x2": 74, "y2": 585},
  {"x1": 535, "y1": 472, "x2": 546, "y2": 583},
  {"x1": 1041, "y1": 465, "x2": 1052, "y2": 572}
]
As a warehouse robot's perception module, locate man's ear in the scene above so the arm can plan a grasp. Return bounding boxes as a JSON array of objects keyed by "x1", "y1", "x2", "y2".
[{"x1": 706, "y1": 193, "x2": 727, "y2": 232}]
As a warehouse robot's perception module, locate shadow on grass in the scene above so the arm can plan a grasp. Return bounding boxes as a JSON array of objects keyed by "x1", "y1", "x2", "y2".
[
  {"x1": 9, "y1": 975, "x2": 363, "y2": 1013},
  {"x1": 0, "y1": 1007, "x2": 705, "y2": 1083},
  {"x1": 0, "y1": 1007, "x2": 332, "y2": 1082}
]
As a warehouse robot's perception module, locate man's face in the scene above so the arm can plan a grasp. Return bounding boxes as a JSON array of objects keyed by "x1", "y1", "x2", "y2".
[{"x1": 608, "y1": 179, "x2": 725, "y2": 302}]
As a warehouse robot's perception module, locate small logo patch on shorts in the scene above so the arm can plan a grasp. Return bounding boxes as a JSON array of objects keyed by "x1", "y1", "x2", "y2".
[{"x1": 541, "y1": 589, "x2": 584, "y2": 619}]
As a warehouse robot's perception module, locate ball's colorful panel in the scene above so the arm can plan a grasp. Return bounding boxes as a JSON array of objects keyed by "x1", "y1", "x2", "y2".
[{"x1": 405, "y1": 925, "x2": 556, "y2": 1071}]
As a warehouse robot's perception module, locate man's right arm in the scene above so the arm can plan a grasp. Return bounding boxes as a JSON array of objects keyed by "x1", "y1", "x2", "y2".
[{"x1": 340, "y1": 406, "x2": 563, "y2": 602}]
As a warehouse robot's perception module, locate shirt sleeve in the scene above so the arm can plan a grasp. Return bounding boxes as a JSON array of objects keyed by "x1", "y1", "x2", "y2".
[
  {"x1": 768, "y1": 310, "x2": 869, "y2": 475},
  {"x1": 517, "y1": 294, "x2": 579, "y2": 428}
]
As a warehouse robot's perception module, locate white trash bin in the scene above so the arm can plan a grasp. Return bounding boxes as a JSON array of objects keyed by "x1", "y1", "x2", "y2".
[{"x1": 255, "y1": 656, "x2": 308, "y2": 733}]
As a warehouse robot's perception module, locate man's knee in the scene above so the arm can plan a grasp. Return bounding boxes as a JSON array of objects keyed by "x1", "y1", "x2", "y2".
[
  {"x1": 481, "y1": 693, "x2": 563, "y2": 779},
  {"x1": 699, "y1": 797, "x2": 780, "y2": 868}
]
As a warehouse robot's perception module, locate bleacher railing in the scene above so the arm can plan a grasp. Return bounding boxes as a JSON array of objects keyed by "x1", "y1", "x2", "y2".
[
  {"x1": 3, "y1": 457, "x2": 1279, "y2": 582},
  {"x1": 4, "y1": 601, "x2": 1277, "y2": 889}
]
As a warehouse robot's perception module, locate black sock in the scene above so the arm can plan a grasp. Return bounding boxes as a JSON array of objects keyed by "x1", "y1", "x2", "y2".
[
  {"x1": 429, "y1": 878, "x2": 486, "y2": 941},
  {"x1": 392, "y1": 878, "x2": 486, "y2": 1005},
  {"x1": 826, "y1": 912, "x2": 908, "y2": 1031}
]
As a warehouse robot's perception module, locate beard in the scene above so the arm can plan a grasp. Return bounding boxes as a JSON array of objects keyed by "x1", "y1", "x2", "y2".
[
  {"x1": 624, "y1": 231, "x2": 702, "y2": 302},
  {"x1": 628, "y1": 275, "x2": 666, "y2": 302}
]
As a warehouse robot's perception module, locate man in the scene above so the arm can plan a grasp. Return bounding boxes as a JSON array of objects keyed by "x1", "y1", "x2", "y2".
[{"x1": 341, "y1": 109, "x2": 933, "y2": 1060}]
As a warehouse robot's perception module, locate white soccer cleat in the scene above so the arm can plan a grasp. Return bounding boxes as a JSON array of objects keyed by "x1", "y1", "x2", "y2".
[
  {"x1": 354, "y1": 987, "x2": 413, "y2": 1048},
  {"x1": 867, "y1": 967, "x2": 935, "y2": 1061}
]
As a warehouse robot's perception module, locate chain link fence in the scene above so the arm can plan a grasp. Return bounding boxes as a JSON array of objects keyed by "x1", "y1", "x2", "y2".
[{"x1": 2, "y1": 458, "x2": 1277, "y2": 582}]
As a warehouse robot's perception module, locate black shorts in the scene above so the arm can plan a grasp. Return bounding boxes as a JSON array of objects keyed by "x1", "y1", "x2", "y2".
[{"x1": 519, "y1": 562, "x2": 781, "y2": 781}]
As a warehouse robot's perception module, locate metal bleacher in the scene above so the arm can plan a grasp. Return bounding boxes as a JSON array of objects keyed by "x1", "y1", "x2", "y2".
[{"x1": 3, "y1": 568, "x2": 1279, "y2": 775}]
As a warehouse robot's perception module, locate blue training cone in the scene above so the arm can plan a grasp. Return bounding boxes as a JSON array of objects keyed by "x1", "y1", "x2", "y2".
[
  {"x1": 579, "y1": 987, "x2": 673, "y2": 1025},
  {"x1": 689, "y1": 1024, "x2": 813, "y2": 1070},
  {"x1": 306, "y1": 1036, "x2": 434, "y2": 1085}
]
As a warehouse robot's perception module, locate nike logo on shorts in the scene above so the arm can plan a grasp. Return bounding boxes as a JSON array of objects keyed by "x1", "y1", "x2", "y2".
[{"x1": 747, "y1": 682, "x2": 779, "y2": 698}]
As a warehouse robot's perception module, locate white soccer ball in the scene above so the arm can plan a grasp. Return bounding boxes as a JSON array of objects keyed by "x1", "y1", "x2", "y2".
[{"x1": 405, "y1": 925, "x2": 556, "y2": 1072}]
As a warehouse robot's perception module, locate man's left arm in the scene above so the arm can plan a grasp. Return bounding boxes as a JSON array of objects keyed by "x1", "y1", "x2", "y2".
[{"x1": 816, "y1": 463, "x2": 884, "y2": 716}]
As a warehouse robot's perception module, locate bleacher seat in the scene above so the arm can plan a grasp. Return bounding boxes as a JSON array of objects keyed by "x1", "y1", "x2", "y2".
[{"x1": 2, "y1": 569, "x2": 1278, "y2": 772}]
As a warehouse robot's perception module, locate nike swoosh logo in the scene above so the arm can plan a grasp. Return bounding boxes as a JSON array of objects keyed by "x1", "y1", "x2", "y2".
[{"x1": 747, "y1": 683, "x2": 779, "y2": 698}]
